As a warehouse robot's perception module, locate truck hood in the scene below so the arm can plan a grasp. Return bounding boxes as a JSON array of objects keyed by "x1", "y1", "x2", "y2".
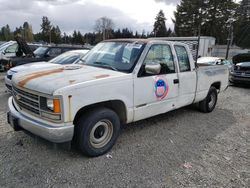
[
  {"x1": 12, "y1": 64, "x2": 127, "y2": 94},
  {"x1": 10, "y1": 62, "x2": 55, "y2": 73}
]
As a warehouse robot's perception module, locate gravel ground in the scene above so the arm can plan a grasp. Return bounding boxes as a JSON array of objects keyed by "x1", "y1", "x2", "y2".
[{"x1": 0, "y1": 72, "x2": 249, "y2": 188}]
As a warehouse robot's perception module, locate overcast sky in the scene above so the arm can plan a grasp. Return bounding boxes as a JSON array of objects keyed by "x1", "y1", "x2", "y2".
[
  {"x1": 0, "y1": 0, "x2": 240, "y2": 35},
  {"x1": 0, "y1": 0, "x2": 181, "y2": 34}
]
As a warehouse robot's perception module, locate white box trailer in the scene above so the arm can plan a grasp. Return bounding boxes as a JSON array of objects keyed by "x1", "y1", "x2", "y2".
[{"x1": 150, "y1": 36, "x2": 216, "y2": 60}]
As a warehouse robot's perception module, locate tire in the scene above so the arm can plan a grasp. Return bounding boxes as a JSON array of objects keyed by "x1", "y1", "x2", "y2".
[
  {"x1": 76, "y1": 107, "x2": 120, "y2": 157},
  {"x1": 199, "y1": 86, "x2": 218, "y2": 113}
]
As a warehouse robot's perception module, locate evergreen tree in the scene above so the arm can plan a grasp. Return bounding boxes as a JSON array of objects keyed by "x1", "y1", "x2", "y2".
[
  {"x1": 153, "y1": 10, "x2": 168, "y2": 37},
  {"x1": 234, "y1": 0, "x2": 250, "y2": 48},
  {"x1": 23, "y1": 22, "x2": 34, "y2": 42},
  {"x1": 173, "y1": 0, "x2": 238, "y2": 44},
  {"x1": 40, "y1": 16, "x2": 52, "y2": 43},
  {"x1": 51, "y1": 25, "x2": 61, "y2": 44},
  {"x1": 173, "y1": 0, "x2": 204, "y2": 37}
]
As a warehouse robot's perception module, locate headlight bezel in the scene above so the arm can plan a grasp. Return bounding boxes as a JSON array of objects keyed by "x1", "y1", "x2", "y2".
[{"x1": 40, "y1": 96, "x2": 63, "y2": 121}]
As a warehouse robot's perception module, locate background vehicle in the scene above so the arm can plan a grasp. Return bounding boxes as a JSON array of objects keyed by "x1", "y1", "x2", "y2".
[
  {"x1": 0, "y1": 41, "x2": 39, "y2": 71},
  {"x1": 197, "y1": 56, "x2": 233, "y2": 69},
  {"x1": 230, "y1": 53, "x2": 250, "y2": 84},
  {"x1": 7, "y1": 39, "x2": 228, "y2": 157},
  {"x1": 5, "y1": 49, "x2": 89, "y2": 91},
  {"x1": 2, "y1": 45, "x2": 88, "y2": 70}
]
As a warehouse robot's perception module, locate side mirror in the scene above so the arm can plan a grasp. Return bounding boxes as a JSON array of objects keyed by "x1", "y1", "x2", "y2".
[
  {"x1": 145, "y1": 63, "x2": 161, "y2": 75},
  {"x1": 216, "y1": 62, "x2": 223, "y2": 65}
]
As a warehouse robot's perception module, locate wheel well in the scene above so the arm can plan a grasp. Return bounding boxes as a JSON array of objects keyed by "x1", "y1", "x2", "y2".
[
  {"x1": 73, "y1": 100, "x2": 127, "y2": 125},
  {"x1": 211, "y1": 82, "x2": 221, "y2": 91}
]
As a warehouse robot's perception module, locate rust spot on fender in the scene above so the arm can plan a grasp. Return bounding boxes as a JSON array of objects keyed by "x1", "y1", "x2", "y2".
[
  {"x1": 94, "y1": 74, "x2": 110, "y2": 79},
  {"x1": 18, "y1": 68, "x2": 64, "y2": 87}
]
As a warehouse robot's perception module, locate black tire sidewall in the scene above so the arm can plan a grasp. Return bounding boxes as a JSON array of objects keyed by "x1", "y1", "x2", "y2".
[
  {"x1": 77, "y1": 108, "x2": 120, "y2": 157},
  {"x1": 205, "y1": 87, "x2": 218, "y2": 112}
]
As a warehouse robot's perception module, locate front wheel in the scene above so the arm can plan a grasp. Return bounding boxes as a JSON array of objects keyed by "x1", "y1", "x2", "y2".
[
  {"x1": 76, "y1": 107, "x2": 120, "y2": 157},
  {"x1": 199, "y1": 86, "x2": 218, "y2": 113}
]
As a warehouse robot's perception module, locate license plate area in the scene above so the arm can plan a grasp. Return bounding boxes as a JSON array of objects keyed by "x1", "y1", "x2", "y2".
[{"x1": 7, "y1": 112, "x2": 22, "y2": 131}]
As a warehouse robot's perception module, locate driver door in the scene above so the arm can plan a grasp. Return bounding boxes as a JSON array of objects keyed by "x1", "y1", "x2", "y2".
[{"x1": 133, "y1": 44, "x2": 179, "y2": 121}]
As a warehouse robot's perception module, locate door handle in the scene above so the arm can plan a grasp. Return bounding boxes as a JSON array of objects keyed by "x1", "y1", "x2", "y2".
[{"x1": 173, "y1": 79, "x2": 179, "y2": 84}]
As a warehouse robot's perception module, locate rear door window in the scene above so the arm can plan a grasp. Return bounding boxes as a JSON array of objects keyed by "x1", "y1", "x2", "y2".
[
  {"x1": 175, "y1": 45, "x2": 190, "y2": 72},
  {"x1": 47, "y1": 48, "x2": 62, "y2": 57}
]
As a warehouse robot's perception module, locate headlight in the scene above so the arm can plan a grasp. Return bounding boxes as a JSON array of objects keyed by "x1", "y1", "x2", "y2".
[
  {"x1": 41, "y1": 97, "x2": 61, "y2": 113},
  {"x1": 46, "y1": 98, "x2": 54, "y2": 111}
]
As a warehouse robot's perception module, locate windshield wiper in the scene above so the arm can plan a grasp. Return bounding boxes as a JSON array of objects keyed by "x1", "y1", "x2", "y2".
[{"x1": 93, "y1": 61, "x2": 118, "y2": 71}]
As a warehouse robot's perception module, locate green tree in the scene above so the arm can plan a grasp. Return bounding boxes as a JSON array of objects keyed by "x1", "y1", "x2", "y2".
[
  {"x1": 51, "y1": 25, "x2": 61, "y2": 44},
  {"x1": 173, "y1": 0, "x2": 205, "y2": 37},
  {"x1": 234, "y1": 0, "x2": 250, "y2": 48},
  {"x1": 40, "y1": 16, "x2": 52, "y2": 43},
  {"x1": 23, "y1": 22, "x2": 34, "y2": 42},
  {"x1": 153, "y1": 10, "x2": 168, "y2": 37},
  {"x1": 173, "y1": 0, "x2": 238, "y2": 44},
  {"x1": 0, "y1": 24, "x2": 13, "y2": 41}
]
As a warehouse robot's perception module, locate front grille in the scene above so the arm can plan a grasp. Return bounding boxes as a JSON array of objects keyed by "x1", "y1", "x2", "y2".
[
  {"x1": 12, "y1": 85, "x2": 40, "y2": 115},
  {"x1": 235, "y1": 66, "x2": 250, "y2": 72}
]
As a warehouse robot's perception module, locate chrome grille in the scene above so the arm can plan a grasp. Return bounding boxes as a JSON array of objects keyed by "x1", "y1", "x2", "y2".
[{"x1": 12, "y1": 85, "x2": 40, "y2": 115}]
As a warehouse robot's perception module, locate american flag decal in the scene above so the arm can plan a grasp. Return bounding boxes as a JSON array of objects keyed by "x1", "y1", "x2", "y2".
[{"x1": 155, "y1": 79, "x2": 169, "y2": 99}]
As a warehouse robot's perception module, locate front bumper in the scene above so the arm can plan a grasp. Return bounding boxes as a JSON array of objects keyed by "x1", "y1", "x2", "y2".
[
  {"x1": 7, "y1": 97, "x2": 74, "y2": 143},
  {"x1": 229, "y1": 74, "x2": 250, "y2": 84}
]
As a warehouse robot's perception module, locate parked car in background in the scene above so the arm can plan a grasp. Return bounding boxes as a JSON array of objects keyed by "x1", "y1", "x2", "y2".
[
  {"x1": 5, "y1": 49, "x2": 89, "y2": 91},
  {"x1": 230, "y1": 53, "x2": 250, "y2": 84},
  {"x1": 197, "y1": 56, "x2": 233, "y2": 69},
  {"x1": 0, "y1": 41, "x2": 40, "y2": 71},
  {"x1": 2, "y1": 45, "x2": 88, "y2": 70}
]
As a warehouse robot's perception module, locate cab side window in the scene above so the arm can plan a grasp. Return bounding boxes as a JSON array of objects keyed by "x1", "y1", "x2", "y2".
[
  {"x1": 140, "y1": 44, "x2": 175, "y2": 77},
  {"x1": 175, "y1": 45, "x2": 190, "y2": 72}
]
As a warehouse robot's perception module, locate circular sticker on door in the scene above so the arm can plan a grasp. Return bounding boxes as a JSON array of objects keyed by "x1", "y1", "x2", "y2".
[{"x1": 155, "y1": 78, "x2": 169, "y2": 100}]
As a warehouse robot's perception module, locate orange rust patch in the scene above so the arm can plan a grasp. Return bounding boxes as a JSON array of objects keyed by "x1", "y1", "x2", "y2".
[
  {"x1": 18, "y1": 68, "x2": 64, "y2": 87},
  {"x1": 94, "y1": 74, "x2": 110, "y2": 79}
]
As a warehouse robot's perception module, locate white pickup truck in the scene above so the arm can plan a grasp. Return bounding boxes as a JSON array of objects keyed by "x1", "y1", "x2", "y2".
[{"x1": 7, "y1": 39, "x2": 229, "y2": 157}]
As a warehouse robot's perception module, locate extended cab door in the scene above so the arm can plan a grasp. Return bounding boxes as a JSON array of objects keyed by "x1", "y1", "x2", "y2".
[
  {"x1": 133, "y1": 43, "x2": 179, "y2": 121},
  {"x1": 174, "y1": 45, "x2": 196, "y2": 108}
]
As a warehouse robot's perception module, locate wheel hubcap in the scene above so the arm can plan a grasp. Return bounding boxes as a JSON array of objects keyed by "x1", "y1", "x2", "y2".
[
  {"x1": 208, "y1": 93, "x2": 216, "y2": 109},
  {"x1": 90, "y1": 119, "x2": 113, "y2": 148}
]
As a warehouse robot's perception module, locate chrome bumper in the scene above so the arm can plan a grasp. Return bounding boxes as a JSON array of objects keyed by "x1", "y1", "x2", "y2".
[{"x1": 7, "y1": 97, "x2": 74, "y2": 143}]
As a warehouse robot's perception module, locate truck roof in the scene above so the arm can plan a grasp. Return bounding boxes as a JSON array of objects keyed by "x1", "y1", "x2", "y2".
[{"x1": 104, "y1": 38, "x2": 188, "y2": 46}]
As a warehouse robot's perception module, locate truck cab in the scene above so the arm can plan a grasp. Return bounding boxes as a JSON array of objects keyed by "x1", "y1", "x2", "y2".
[{"x1": 7, "y1": 39, "x2": 229, "y2": 157}]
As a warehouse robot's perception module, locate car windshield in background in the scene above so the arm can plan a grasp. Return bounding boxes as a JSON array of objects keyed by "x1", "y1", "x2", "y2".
[
  {"x1": 79, "y1": 41, "x2": 145, "y2": 73},
  {"x1": 49, "y1": 52, "x2": 80, "y2": 65},
  {"x1": 34, "y1": 47, "x2": 48, "y2": 57}
]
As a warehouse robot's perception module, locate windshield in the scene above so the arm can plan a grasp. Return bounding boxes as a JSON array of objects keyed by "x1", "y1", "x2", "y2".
[
  {"x1": 34, "y1": 47, "x2": 48, "y2": 56},
  {"x1": 0, "y1": 42, "x2": 16, "y2": 52},
  {"x1": 79, "y1": 41, "x2": 145, "y2": 73},
  {"x1": 49, "y1": 52, "x2": 81, "y2": 65}
]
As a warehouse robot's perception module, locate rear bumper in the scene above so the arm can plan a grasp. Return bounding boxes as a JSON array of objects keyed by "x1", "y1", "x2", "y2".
[{"x1": 7, "y1": 97, "x2": 74, "y2": 143}]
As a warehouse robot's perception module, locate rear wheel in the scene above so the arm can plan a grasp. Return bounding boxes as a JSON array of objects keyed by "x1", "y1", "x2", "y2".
[
  {"x1": 76, "y1": 107, "x2": 120, "y2": 157},
  {"x1": 199, "y1": 86, "x2": 218, "y2": 113}
]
